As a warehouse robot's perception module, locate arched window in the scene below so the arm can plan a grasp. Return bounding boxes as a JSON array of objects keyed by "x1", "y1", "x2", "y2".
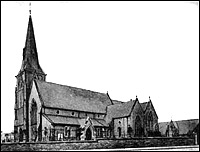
[
  {"x1": 96, "y1": 128, "x2": 100, "y2": 137},
  {"x1": 135, "y1": 116, "x2": 142, "y2": 137},
  {"x1": 15, "y1": 109, "x2": 18, "y2": 120},
  {"x1": 118, "y1": 127, "x2": 121, "y2": 138},
  {"x1": 31, "y1": 99, "x2": 37, "y2": 125},
  {"x1": 154, "y1": 123, "x2": 159, "y2": 132},
  {"x1": 19, "y1": 128, "x2": 23, "y2": 142},
  {"x1": 127, "y1": 125, "x2": 133, "y2": 137},
  {"x1": 147, "y1": 111, "x2": 153, "y2": 131}
]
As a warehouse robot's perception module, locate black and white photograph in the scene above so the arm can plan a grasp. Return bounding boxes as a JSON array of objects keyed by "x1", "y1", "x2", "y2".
[{"x1": 1, "y1": 1, "x2": 199, "y2": 151}]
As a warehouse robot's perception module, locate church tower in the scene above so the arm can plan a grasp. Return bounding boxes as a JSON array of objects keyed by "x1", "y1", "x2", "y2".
[{"x1": 14, "y1": 8, "x2": 46, "y2": 142}]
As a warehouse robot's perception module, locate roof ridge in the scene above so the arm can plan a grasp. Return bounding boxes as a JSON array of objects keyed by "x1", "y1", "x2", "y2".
[
  {"x1": 45, "y1": 114, "x2": 82, "y2": 119},
  {"x1": 175, "y1": 119, "x2": 199, "y2": 122},
  {"x1": 94, "y1": 119, "x2": 107, "y2": 126},
  {"x1": 159, "y1": 118, "x2": 199, "y2": 124},
  {"x1": 112, "y1": 99, "x2": 124, "y2": 102},
  {"x1": 35, "y1": 79, "x2": 107, "y2": 95},
  {"x1": 107, "y1": 99, "x2": 136, "y2": 107},
  {"x1": 141, "y1": 101, "x2": 149, "y2": 104}
]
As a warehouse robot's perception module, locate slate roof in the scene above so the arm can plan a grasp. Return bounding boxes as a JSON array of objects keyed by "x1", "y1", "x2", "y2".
[
  {"x1": 159, "y1": 119, "x2": 199, "y2": 135},
  {"x1": 105, "y1": 100, "x2": 136, "y2": 123},
  {"x1": 44, "y1": 114, "x2": 108, "y2": 127},
  {"x1": 92, "y1": 119, "x2": 109, "y2": 127},
  {"x1": 140, "y1": 102, "x2": 148, "y2": 111},
  {"x1": 176, "y1": 119, "x2": 199, "y2": 135},
  {"x1": 35, "y1": 80, "x2": 112, "y2": 114},
  {"x1": 45, "y1": 115, "x2": 80, "y2": 125},
  {"x1": 192, "y1": 123, "x2": 199, "y2": 133}
]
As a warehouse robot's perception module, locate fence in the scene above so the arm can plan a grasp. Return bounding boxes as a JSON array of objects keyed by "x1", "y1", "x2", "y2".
[
  {"x1": 30, "y1": 127, "x2": 110, "y2": 142},
  {"x1": 29, "y1": 127, "x2": 164, "y2": 142}
]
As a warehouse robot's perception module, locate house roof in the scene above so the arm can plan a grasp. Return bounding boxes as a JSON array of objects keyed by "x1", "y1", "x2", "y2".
[
  {"x1": 44, "y1": 114, "x2": 108, "y2": 127},
  {"x1": 158, "y1": 121, "x2": 168, "y2": 135},
  {"x1": 192, "y1": 123, "x2": 199, "y2": 133},
  {"x1": 35, "y1": 80, "x2": 112, "y2": 113},
  {"x1": 176, "y1": 119, "x2": 199, "y2": 135},
  {"x1": 159, "y1": 119, "x2": 199, "y2": 135},
  {"x1": 105, "y1": 100, "x2": 136, "y2": 123}
]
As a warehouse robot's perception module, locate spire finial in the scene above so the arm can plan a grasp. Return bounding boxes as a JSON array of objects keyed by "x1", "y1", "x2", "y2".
[{"x1": 29, "y1": 2, "x2": 31, "y2": 15}]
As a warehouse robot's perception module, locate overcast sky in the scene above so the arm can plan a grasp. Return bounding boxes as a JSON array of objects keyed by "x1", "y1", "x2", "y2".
[{"x1": 1, "y1": 1, "x2": 199, "y2": 133}]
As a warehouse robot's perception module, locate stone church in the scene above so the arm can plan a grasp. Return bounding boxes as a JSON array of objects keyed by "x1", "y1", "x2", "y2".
[{"x1": 14, "y1": 11, "x2": 158, "y2": 142}]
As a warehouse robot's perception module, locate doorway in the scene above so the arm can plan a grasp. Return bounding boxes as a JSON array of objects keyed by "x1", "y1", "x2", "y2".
[{"x1": 85, "y1": 128, "x2": 92, "y2": 140}]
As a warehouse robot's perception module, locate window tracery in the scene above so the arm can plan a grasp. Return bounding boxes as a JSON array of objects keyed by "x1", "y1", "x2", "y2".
[{"x1": 31, "y1": 99, "x2": 37, "y2": 125}]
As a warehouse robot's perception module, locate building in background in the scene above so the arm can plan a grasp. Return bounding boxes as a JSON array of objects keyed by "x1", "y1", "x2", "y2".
[
  {"x1": 1, "y1": 132, "x2": 14, "y2": 143},
  {"x1": 159, "y1": 119, "x2": 199, "y2": 139}
]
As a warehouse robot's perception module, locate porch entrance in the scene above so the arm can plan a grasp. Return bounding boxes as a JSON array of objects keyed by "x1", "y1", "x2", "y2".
[{"x1": 85, "y1": 128, "x2": 92, "y2": 140}]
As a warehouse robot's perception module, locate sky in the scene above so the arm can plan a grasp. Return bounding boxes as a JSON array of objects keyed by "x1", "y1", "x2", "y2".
[{"x1": 1, "y1": 1, "x2": 199, "y2": 133}]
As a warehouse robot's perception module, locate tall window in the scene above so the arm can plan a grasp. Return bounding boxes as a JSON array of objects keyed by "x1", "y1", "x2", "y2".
[
  {"x1": 96, "y1": 128, "x2": 100, "y2": 137},
  {"x1": 64, "y1": 126, "x2": 70, "y2": 138},
  {"x1": 154, "y1": 123, "x2": 159, "y2": 132},
  {"x1": 20, "y1": 92, "x2": 23, "y2": 107},
  {"x1": 135, "y1": 115, "x2": 142, "y2": 137},
  {"x1": 18, "y1": 91, "x2": 23, "y2": 108},
  {"x1": 147, "y1": 111, "x2": 153, "y2": 131},
  {"x1": 70, "y1": 127, "x2": 76, "y2": 138},
  {"x1": 15, "y1": 109, "x2": 18, "y2": 120},
  {"x1": 127, "y1": 125, "x2": 133, "y2": 137},
  {"x1": 118, "y1": 127, "x2": 121, "y2": 138},
  {"x1": 19, "y1": 128, "x2": 23, "y2": 142},
  {"x1": 106, "y1": 128, "x2": 110, "y2": 137},
  {"x1": 31, "y1": 99, "x2": 37, "y2": 125}
]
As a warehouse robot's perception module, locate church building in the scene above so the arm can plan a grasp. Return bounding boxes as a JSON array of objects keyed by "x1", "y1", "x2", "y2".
[{"x1": 14, "y1": 10, "x2": 159, "y2": 142}]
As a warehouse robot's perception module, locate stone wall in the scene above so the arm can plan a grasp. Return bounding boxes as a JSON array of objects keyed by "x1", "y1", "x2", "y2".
[{"x1": 1, "y1": 137, "x2": 195, "y2": 151}]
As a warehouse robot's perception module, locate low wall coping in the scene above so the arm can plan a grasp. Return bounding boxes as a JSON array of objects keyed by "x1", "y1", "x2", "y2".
[{"x1": 1, "y1": 136, "x2": 193, "y2": 145}]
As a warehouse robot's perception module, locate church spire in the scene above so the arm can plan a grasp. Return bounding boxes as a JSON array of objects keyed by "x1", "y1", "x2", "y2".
[
  {"x1": 18, "y1": 7, "x2": 45, "y2": 75},
  {"x1": 25, "y1": 13, "x2": 36, "y2": 52},
  {"x1": 14, "y1": 4, "x2": 46, "y2": 142}
]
